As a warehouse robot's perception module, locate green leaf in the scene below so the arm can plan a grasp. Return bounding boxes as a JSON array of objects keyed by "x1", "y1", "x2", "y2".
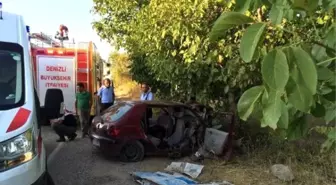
[
  {"x1": 325, "y1": 108, "x2": 336, "y2": 123},
  {"x1": 235, "y1": 0, "x2": 251, "y2": 13},
  {"x1": 321, "y1": 98, "x2": 336, "y2": 123},
  {"x1": 269, "y1": 5, "x2": 284, "y2": 25},
  {"x1": 322, "y1": 0, "x2": 336, "y2": 10},
  {"x1": 283, "y1": 47, "x2": 295, "y2": 69},
  {"x1": 318, "y1": 86, "x2": 333, "y2": 95},
  {"x1": 261, "y1": 0, "x2": 272, "y2": 6},
  {"x1": 311, "y1": 45, "x2": 331, "y2": 66},
  {"x1": 210, "y1": 12, "x2": 254, "y2": 41},
  {"x1": 317, "y1": 67, "x2": 334, "y2": 81},
  {"x1": 292, "y1": 0, "x2": 319, "y2": 13},
  {"x1": 291, "y1": 47, "x2": 318, "y2": 95},
  {"x1": 251, "y1": 0, "x2": 263, "y2": 11},
  {"x1": 328, "y1": 129, "x2": 336, "y2": 140},
  {"x1": 287, "y1": 116, "x2": 309, "y2": 140},
  {"x1": 284, "y1": 9, "x2": 294, "y2": 21},
  {"x1": 321, "y1": 138, "x2": 335, "y2": 153},
  {"x1": 261, "y1": 49, "x2": 289, "y2": 91},
  {"x1": 278, "y1": 100, "x2": 289, "y2": 129},
  {"x1": 311, "y1": 102, "x2": 326, "y2": 118},
  {"x1": 261, "y1": 90, "x2": 282, "y2": 129},
  {"x1": 238, "y1": 85, "x2": 265, "y2": 121},
  {"x1": 328, "y1": 77, "x2": 336, "y2": 87},
  {"x1": 325, "y1": 25, "x2": 336, "y2": 55},
  {"x1": 240, "y1": 23, "x2": 266, "y2": 63},
  {"x1": 288, "y1": 68, "x2": 314, "y2": 112},
  {"x1": 323, "y1": 91, "x2": 336, "y2": 101}
]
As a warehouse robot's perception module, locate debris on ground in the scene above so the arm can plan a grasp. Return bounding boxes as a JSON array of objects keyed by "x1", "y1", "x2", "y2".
[
  {"x1": 204, "y1": 128, "x2": 229, "y2": 155},
  {"x1": 131, "y1": 161, "x2": 234, "y2": 185},
  {"x1": 197, "y1": 181, "x2": 234, "y2": 185},
  {"x1": 192, "y1": 128, "x2": 229, "y2": 161},
  {"x1": 164, "y1": 162, "x2": 204, "y2": 178},
  {"x1": 131, "y1": 171, "x2": 234, "y2": 185},
  {"x1": 270, "y1": 164, "x2": 295, "y2": 182},
  {"x1": 131, "y1": 171, "x2": 197, "y2": 185}
]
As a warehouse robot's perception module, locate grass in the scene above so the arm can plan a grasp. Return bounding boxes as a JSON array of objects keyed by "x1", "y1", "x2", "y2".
[
  {"x1": 136, "y1": 129, "x2": 336, "y2": 185},
  {"x1": 136, "y1": 135, "x2": 335, "y2": 185},
  {"x1": 198, "y1": 137, "x2": 336, "y2": 185}
]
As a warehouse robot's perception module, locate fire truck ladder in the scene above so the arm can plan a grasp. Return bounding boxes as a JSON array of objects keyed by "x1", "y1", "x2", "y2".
[{"x1": 30, "y1": 32, "x2": 61, "y2": 48}]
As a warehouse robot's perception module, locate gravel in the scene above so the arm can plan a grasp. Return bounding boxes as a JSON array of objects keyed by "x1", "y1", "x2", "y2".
[
  {"x1": 45, "y1": 132, "x2": 138, "y2": 185},
  {"x1": 43, "y1": 126, "x2": 173, "y2": 185}
]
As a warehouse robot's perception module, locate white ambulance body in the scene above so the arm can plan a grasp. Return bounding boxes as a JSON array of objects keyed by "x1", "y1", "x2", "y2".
[{"x1": 0, "y1": 6, "x2": 51, "y2": 185}]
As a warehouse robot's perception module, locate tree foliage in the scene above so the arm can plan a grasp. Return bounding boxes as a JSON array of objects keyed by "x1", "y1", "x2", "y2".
[
  {"x1": 210, "y1": 0, "x2": 336, "y2": 151},
  {"x1": 109, "y1": 52, "x2": 132, "y2": 87},
  {"x1": 93, "y1": 0, "x2": 261, "y2": 102},
  {"x1": 92, "y1": 0, "x2": 336, "y2": 150}
]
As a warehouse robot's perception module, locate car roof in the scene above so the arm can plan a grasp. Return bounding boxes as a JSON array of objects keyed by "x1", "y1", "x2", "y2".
[{"x1": 124, "y1": 100, "x2": 189, "y2": 107}]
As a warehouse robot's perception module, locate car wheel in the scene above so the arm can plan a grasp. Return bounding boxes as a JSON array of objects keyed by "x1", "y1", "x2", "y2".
[{"x1": 120, "y1": 140, "x2": 145, "y2": 162}]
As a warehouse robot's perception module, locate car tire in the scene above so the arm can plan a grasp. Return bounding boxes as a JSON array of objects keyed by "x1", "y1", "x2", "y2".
[{"x1": 119, "y1": 140, "x2": 145, "y2": 162}]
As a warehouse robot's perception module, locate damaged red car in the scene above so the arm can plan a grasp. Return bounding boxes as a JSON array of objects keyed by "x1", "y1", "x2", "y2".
[{"x1": 90, "y1": 101, "x2": 206, "y2": 162}]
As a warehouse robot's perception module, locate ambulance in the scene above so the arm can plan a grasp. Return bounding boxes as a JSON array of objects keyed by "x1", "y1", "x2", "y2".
[{"x1": 0, "y1": 3, "x2": 53, "y2": 185}]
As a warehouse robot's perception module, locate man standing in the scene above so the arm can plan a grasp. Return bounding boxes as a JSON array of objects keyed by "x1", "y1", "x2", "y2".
[
  {"x1": 75, "y1": 83, "x2": 91, "y2": 138},
  {"x1": 98, "y1": 78, "x2": 115, "y2": 112},
  {"x1": 140, "y1": 83, "x2": 154, "y2": 119},
  {"x1": 140, "y1": 83, "x2": 154, "y2": 101}
]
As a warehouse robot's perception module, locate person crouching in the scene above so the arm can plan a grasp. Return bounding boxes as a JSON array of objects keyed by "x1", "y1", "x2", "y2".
[{"x1": 51, "y1": 113, "x2": 77, "y2": 142}]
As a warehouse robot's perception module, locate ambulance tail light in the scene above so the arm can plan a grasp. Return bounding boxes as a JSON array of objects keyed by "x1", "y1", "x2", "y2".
[
  {"x1": 57, "y1": 50, "x2": 64, "y2": 54},
  {"x1": 47, "y1": 50, "x2": 54, "y2": 54}
]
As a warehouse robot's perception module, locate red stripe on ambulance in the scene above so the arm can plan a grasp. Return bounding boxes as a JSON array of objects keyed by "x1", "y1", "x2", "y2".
[{"x1": 6, "y1": 108, "x2": 31, "y2": 133}]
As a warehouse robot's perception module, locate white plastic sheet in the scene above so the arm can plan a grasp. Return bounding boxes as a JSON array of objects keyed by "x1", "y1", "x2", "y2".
[{"x1": 165, "y1": 162, "x2": 204, "y2": 178}]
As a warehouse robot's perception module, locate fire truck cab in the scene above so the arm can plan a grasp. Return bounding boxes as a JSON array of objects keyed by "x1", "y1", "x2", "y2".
[{"x1": 30, "y1": 32, "x2": 104, "y2": 116}]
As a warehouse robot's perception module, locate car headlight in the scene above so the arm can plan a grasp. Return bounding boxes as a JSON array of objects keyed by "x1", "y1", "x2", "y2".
[{"x1": 0, "y1": 129, "x2": 36, "y2": 172}]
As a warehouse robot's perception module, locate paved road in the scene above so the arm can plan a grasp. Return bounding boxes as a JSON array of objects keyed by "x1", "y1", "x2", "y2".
[
  {"x1": 42, "y1": 126, "x2": 172, "y2": 185},
  {"x1": 41, "y1": 126, "x2": 59, "y2": 157}
]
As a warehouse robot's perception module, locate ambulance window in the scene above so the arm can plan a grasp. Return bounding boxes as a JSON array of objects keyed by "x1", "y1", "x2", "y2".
[{"x1": 0, "y1": 42, "x2": 25, "y2": 110}]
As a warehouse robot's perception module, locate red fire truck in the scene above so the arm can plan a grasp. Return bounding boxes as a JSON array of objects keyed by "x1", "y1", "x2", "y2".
[{"x1": 29, "y1": 32, "x2": 104, "y2": 113}]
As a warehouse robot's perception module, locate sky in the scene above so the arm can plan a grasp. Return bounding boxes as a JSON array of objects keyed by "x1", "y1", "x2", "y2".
[{"x1": 1, "y1": 0, "x2": 113, "y2": 60}]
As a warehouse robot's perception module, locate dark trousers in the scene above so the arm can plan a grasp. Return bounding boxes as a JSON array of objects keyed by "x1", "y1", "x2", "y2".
[
  {"x1": 90, "y1": 116, "x2": 94, "y2": 124},
  {"x1": 78, "y1": 109, "x2": 90, "y2": 134},
  {"x1": 52, "y1": 124, "x2": 76, "y2": 139},
  {"x1": 100, "y1": 102, "x2": 114, "y2": 113}
]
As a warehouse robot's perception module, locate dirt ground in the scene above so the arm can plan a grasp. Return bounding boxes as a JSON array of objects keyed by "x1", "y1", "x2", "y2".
[{"x1": 138, "y1": 155, "x2": 335, "y2": 185}]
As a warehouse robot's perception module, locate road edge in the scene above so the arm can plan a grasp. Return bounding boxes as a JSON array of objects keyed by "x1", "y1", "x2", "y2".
[{"x1": 47, "y1": 142, "x2": 65, "y2": 166}]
